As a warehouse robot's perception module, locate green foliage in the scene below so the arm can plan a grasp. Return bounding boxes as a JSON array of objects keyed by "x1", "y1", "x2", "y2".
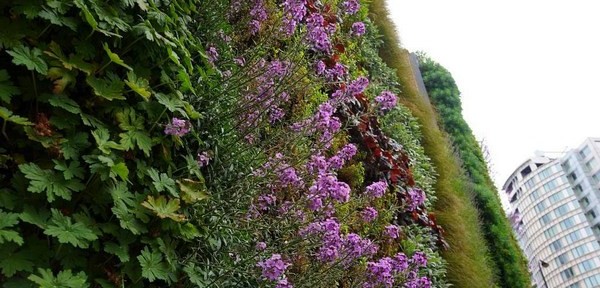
[
  {"x1": 418, "y1": 54, "x2": 531, "y2": 287},
  {"x1": 28, "y1": 269, "x2": 89, "y2": 288}
]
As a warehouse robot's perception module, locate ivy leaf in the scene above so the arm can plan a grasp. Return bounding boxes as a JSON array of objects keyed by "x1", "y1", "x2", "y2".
[
  {"x1": 48, "y1": 94, "x2": 81, "y2": 114},
  {"x1": 38, "y1": 7, "x2": 78, "y2": 31},
  {"x1": 61, "y1": 132, "x2": 89, "y2": 160},
  {"x1": 0, "y1": 245, "x2": 34, "y2": 277},
  {"x1": 47, "y1": 67, "x2": 76, "y2": 94},
  {"x1": 103, "y1": 43, "x2": 132, "y2": 71},
  {"x1": 0, "y1": 70, "x2": 20, "y2": 103},
  {"x1": 137, "y1": 247, "x2": 170, "y2": 282},
  {"x1": 87, "y1": 73, "x2": 125, "y2": 101},
  {"x1": 19, "y1": 163, "x2": 85, "y2": 202},
  {"x1": 53, "y1": 160, "x2": 85, "y2": 180},
  {"x1": 104, "y1": 242, "x2": 130, "y2": 262},
  {"x1": 177, "y1": 178, "x2": 208, "y2": 204},
  {"x1": 0, "y1": 210, "x2": 23, "y2": 245},
  {"x1": 110, "y1": 162, "x2": 129, "y2": 181},
  {"x1": 6, "y1": 45, "x2": 48, "y2": 74},
  {"x1": 20, "y1": 205, "x2": 50, "y2": 229},
  {"x1": 44, "y1": 209, "x2": 98, "y2": 248},
  {"x1": 125, "y1": 71, "x2": 151, "y2": 100},
  {"x1": 141, "y1": 195, "x2": 186, "y2": 222},
  {"x1": 147, "y1": 168, "x2": 177, "y2": 197},
  {"x1": 0, "y1": 106, "x2": 33, "y2": 126},
  {"x1": 28, "y1": 268, "x2": 89, "y2": 288}
]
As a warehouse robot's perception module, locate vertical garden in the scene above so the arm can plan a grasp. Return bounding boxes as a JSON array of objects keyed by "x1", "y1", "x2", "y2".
[{"x1": 0, "y1": 0, "x2": 529, "y2": 287}]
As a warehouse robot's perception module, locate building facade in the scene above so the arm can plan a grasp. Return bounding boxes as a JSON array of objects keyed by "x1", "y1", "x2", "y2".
[{"x1": 504, "y1": 138, "x2": 600, "y2": 288}]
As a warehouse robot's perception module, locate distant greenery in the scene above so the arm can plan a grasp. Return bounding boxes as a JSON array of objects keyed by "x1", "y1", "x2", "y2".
[
  {"x1": 418, "y1": 54, "x2": 531, "y2": 288},
  {"x1": 367, "y1": 1, "x2": 499, "y2": 287}
]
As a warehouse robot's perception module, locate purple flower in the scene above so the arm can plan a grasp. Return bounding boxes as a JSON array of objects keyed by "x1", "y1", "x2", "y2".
[
  {"x1": 411, "y1": 251, "x2": 427, "y2": 267},
  {"x1": 347, "y1": 76, "x2": 369, "y2": 96},
  {"x1": 307, "y1": 155, "x2": 329, "y2": 173},
  {"x1": 234, "y1": 57, "x2": 246, "y2": 66},
  {"x1": 339, "y1": 143, "x2": 358, "y2": 160},
  {"x1": 327, "y1": 155, "x2": 344, "y2": 170},
  {"x1": 361, "y1": 207, "x2": 378, "y2": 222},
  {"x1": 375, "y1": 90, "x2": 398, "y2": 111},
  {"x1": 207, "y1": 46, "x2": 218, "y2": 64},
  {"x1": 407, "y1": 188, "x2": 426, "y2": 211},
  {"x1": 384, "y1": 225, "x2": 400, "y2": 239},
  {"x1": 276, "y1": 278, "x2": 294, "y2": 288},
  {"x1": 365, "y1": 181, "x2": 388, "y2": 198},
  {"x1": 317, "y1": 245, "x2": 339, "y2": 262},
  {"x1": 249, "y1": 20, "x2": 261, "y2": 35},
  {"x1": 315, "y1": 60, "x2": 326, "y2": 75},
  {"x1": 269, "y1": 107, "x2": 285, "y2": 123},
  {"x1": 325, "y1": 63, "x2": 346, "y2": 81},
  {"x1": 343, "y1": 0, "x2": 360, "y2": 14},
  {"x1": 256, "y1": 242, "x2": 267, "y2": 251},
  {"x1": 197, "y1": 152, "x2": 210, "y2": 167},
  {"x1": 351, "y1": 22, "x2": 366, "y2": 36},
  {"x1": 342, "y1": 233, "x2": 378, "y2": 260},
  {"x1": 392, "y1": 253, "x2": 409, "y2": 272},
  {"x1": 257, "y1": 254, "x2": 291, "y2": 281},
  {"x1": 258, "y1": 194, "x2": 276, "y2": 211},
  {"x1": 279, "y1": 167, "x2": 303, "y2": 187},
  {"x1": 365, "y1": 257, "x2": 395, "y2": 287},
  {"x1": 164, "y1": 117, "x2": 190, "y2": 136}
]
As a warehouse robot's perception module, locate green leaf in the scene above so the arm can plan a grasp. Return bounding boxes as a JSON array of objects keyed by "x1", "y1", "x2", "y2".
[
  {"x1": 48, "y1": 94, "x2": 81, "y2": 114},
  {"x1": 86, "y1": 73, "x2": 125, "y2": 101},
  {"x1": 19, "y1": 163, "x2": 85, "y2": 202},
  {"x1": 20, "y1": 205, "x2": 50, "y2": 229},
  {"x1": 125, "y1": 71, "x2": 151, "y2": 100},
  {"x1": 177, "y1": 178, "x2": 208, "y2": 204},
  {"x1": 92, "y1": 128, "x2": 123, "y2": 154},
  {"x1": 0, "y1": 210, "x2": 23, "y2": 245},
  {"x1": 178, "y1": 223, "x2": 201, "y2": 240},
  {"x1": 0, "y1": 70, "x2": 20, "y2": 103},
  {"x1": 38, "y1": 8, "x2": 78, "y2": 31},
  {"x1": 104, "y1": 242, "x2": 130, "y2": 262},
  {"x1": 61, "y1": 132, "x2": 90, "y2": 160},
  {"x1": 109, "y1": 182, "x2": 148, "y2": 235},
  {"x1": 0, "y1": 246, "x2": 34, "y2": 277},
  {"x1": 47, "y1": 67, "x2": 76, "y2": 94},
  {"x1": 137, "y1": 247, "x2": 170, "y2": 282},
  {"x1": 116, "y1": 109, "x2": 153, "y2": 156},
  {"x1": 28, "y1": 268, "x2": 89, "y2": 288},
  {"x1": 53, "y1": 160, "x2": 85, "y2": 180},
  {"x1": 44, "y1": 209, "x2": 98, "y2": 248},
  {"x1": 141, "y1": 195, "x2": 186, "y2": 222},
  {"x1": 147, "y1": 168, "x2": 177, "y2": 197},
  {"x1": 103, "y1": 43, "x2": 132, "y2": 71},
  {"x1": 6, "y1": 45, "x2": 48, "y2": 74},
  {"x1": 111, "y1": 162, "x2": 129, "y2": 181},
  {"x1": 0, "y1": 106, "x2": 33, "y2": 126},
  {"x1": 45, "y1": 42, "x2": 95, "y2": 74}
]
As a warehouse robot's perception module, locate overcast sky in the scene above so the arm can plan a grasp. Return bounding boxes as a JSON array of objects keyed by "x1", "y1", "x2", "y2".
[{"x1": 386, "y1": 0, "x2": 600, "y2": 202}]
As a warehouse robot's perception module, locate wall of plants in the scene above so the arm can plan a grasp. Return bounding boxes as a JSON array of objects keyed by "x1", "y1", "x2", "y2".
[{"x1": 0, "y1": 0, "x2": 453, "y2": 287}]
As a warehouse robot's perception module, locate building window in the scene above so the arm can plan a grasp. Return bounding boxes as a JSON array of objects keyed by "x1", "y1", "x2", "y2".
[
  {"x1": 567, "y1": 282, "x2": 580, "y2": 288},
  {"x1": 540, "y1": 213, "x2": 552, "y2": 225},
  {"x1": 544, "y1": 226, "x2": 558, "y2": 239},
  {"x1": 565, "y1": 230, "x2": 582, "y2": 244},
  {"x1": 586, "y1": 210, "x2": 597, "y2": 221},
  {"x1": 539, "y1": 168, "x2": 552, "y2": 180},
  {"x1": 560, "y1": 267, "x2": 575, "y2": 280},
  {"x1": 521, "y1": 166, "x2": 532, "y2": 178},
  {"x1": 580, "y1": 146, "x2": 591, "y2": 159},
  {"x1": 556, "y1": 253, "x2": 569, "y2": 265},
  {"x1": 584, "y1": 274, "x2": 600, "y2": 287},
  {"x1": 574, "y1": 184, "x2": 583, "y2": 195},
  {"x1": 578, "y1": 259, "x2": 597, "y2": 273},
  {"x1": 556, "y1": 203, "x2": 570, "y2": 216},
  {"x1": 586, "y1": 158, "x2": 597, "y2": 171},
  {"x1": 535, "y1": 201, "x2": 547, "y2": 213},
  {"x1": 543, "y1": 180, "x2": 558, "y2": 192},
  {"x1": 550, "y1": 239, "x2": 563, "y2": 252},
  {"x1": 560, "y1": 217, "x2": 576, "y2": 230},
  {"x1": 572, "y1": 244, "x2": 590, "y2": 258},
  {"x1": 568, "y1": 172, "x2": 578, "y2": 183},
  {"x1": 581, "y1": 197, "x2": 590, "y2": 207}
]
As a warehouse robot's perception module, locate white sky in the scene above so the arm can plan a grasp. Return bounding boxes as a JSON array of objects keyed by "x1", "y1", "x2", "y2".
[{"x1": 386, "y1": 0, "x2": 600, "y2": 201}]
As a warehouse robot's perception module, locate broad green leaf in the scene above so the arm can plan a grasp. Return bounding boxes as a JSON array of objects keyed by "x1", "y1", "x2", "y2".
[
  {"x1": 47, "y1": 67, "x2": 76, "y2": 94},
  {"x1": 0, "y1": 106, "x2": 33, "y2": 126},
  {"x1": 53, "y1": 160, "x2": 85, "y2": 180},
  {"x1": 44, "y1": 209, "x2": 98, "y2": 248},
  {"x1": 116, "y1": 109, "x2": 153, "y2": 156},
  {"x1": 61, "y1": 132, "x2": 89, "y2": 160},
  {"x1": 104, "y1": 242, "x2": 130, "y2": 262},
  {"x1": 137, "y1": 247, "x2": 170, "y2": 282},
  {"x1": 0, "y1": 210, "x2": 23, "y2": 245},
  {"x1": 80, "y1": 113, "x2": 104, "y2": 128},
  {"x1": 6, "y1": 45, "x2": 48, "y2": 74},
  {"x1": 125, "y1": 71, "x2": 151, "y2": 100},
  {"x1": 92, "y1": 128, "x2": 123, "y2": 154},
  {"x1": 20, "y1": 205, "x2": 50, "y2": 229},
  {"x1": 48, "y1": 94, "x2": 81, "y2": 114},
  {"x1": 73, "y1": 0, "x2": 98, "y2": 30},
  {"x1": 147, "y1": 168, "x2": 177, "y2": 197},
  {"x1": 0, "y1": 246, "x2": 34, "y2": 277},
  {"x1": 86, "y1": 73, "x2": 125, "y2": 101},
  {"x1": 110, "y1": 162, "x2": 129, "y2": 181},
  {"x1": 103, "y1": 43, "x2": 132, "y2": 71},
  {"x1": 178, "y1": 223, "x2": 201, "y2": 240},
  {"x1": 45, "y1": 42, "x2": 95, "y2": 74},
  {"x1": 141, "y1": 195, "x2": 186, "y2": 222},
  {"x1": 19, "y1": 163, "x2": 85, "y2": 202},
  {"x1": 28, "y1": 268, "x2": 89, "y2": 288},
  {"x1": 38, "y1": 8, "x2": 77, "y2": 31},
  {"x1": 177, "y1": 178, "x2": 208, "y2": 204},
  {"x1": 0, "y1": 70, "x2": 20, "y2": 103}
]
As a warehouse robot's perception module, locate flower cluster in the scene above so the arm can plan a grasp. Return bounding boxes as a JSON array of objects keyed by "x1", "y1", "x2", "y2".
[
  {"x1": 361, "y1": 207, "x2": 378, "y2": 222},
  {"x1": 249, "y1": 0, "x2": 268, "y2": 35},
  {"x1": 365, "y1": 181, "x2": 388, "y2": 198},
  {"x1": 343, "y1": 0, "x2": 360, "y2": 15},
  {"x1": 258, "y1": 254, "x2": 291, "y2": 281},
  {"x1": 351, "y1": 22, "x2": 366, "y2": 36},
  {"x1": 375, "y1": 90, "x2": 398, "y2": 111},
  {"x1": 363, "y1": 252, "x2": 429, "y2": 288},
  {"x1": 164, "y1": 117, "x2": 190, "y2": 136},
  {"x1": 281, "y1": 0, "x2": 307, "y2": 35},
  {"x1": 407, "y1": 188, "x2": 426, "y2": 211}
]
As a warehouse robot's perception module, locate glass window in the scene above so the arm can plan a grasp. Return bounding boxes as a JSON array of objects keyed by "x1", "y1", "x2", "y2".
[
  {"x1": 544, "y1": 226, "x2": 558, "y2": 239},
  {"x1": 580, "y1": 146, "x2": 591, "y2": 159},
  {"x1": 585, "y1": 274, "x2": 600, "y2": 287},
  {"x1": 556, "y1": 253, "x2": 569, "y2": 265},
  {"x1": 578, "y1": 259, "x2": 597, "y2": 273},
  {"x1": 586, "y1": 158, "x2": 597, "y2": 171},
  {"x1": 550, "y1": 239, "x2": 563, "y2": 252},
  {"x1": 540, "y1": 213, "x2": 552, "y2": 225},
  {"x1": 581, "y1": 197, "x2": 590, "y2": 207},
  {"x1": 561, "y1": 267, "x2": 575, "y2": 280},
  {"x1": 560, "y1": 217, "x2": 576, "y2": 230},
  {"x1": 572, "y1": 244, "x2": 590, "y2": 258},
  {"x1": 535, "y1": 201, "x2": 547, "y2": 213},
  {"x1": 567, "y1": 282, "x2": 580, "y2": 288},
  {"x1": 544, "y1": 180, "x2": 558, "y2": 192},
  {"x1": 566, "y1": 230, "x2": 582, "y2": 244},
  {"x1": 525, "y1": 178, "x2": 535, "y2": 189},
  {"x1": 556, "y1": 203, "x2": 570, "y2": 216},
  {"x1": 539, "y1": 168, "x2": 552, "y2": 180}
]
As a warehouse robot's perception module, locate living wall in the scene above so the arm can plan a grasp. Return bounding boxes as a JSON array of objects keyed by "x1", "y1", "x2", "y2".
[
  {"x1": 0, "y1": 0, "x2": 450, "y2": 287},
  {"x1": 418, "y1": 54, "x2": 531, "y2": 287}
]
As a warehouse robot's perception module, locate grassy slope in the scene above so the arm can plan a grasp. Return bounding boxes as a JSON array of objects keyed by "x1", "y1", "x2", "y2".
[{"x1": 367, "y1": 1, "x2": 498, "y2": 287}]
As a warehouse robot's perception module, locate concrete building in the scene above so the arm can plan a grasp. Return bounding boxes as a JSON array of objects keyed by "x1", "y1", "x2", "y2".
[{"x1": 504, "y1": 138, "x2": 600, "y2": 288}]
